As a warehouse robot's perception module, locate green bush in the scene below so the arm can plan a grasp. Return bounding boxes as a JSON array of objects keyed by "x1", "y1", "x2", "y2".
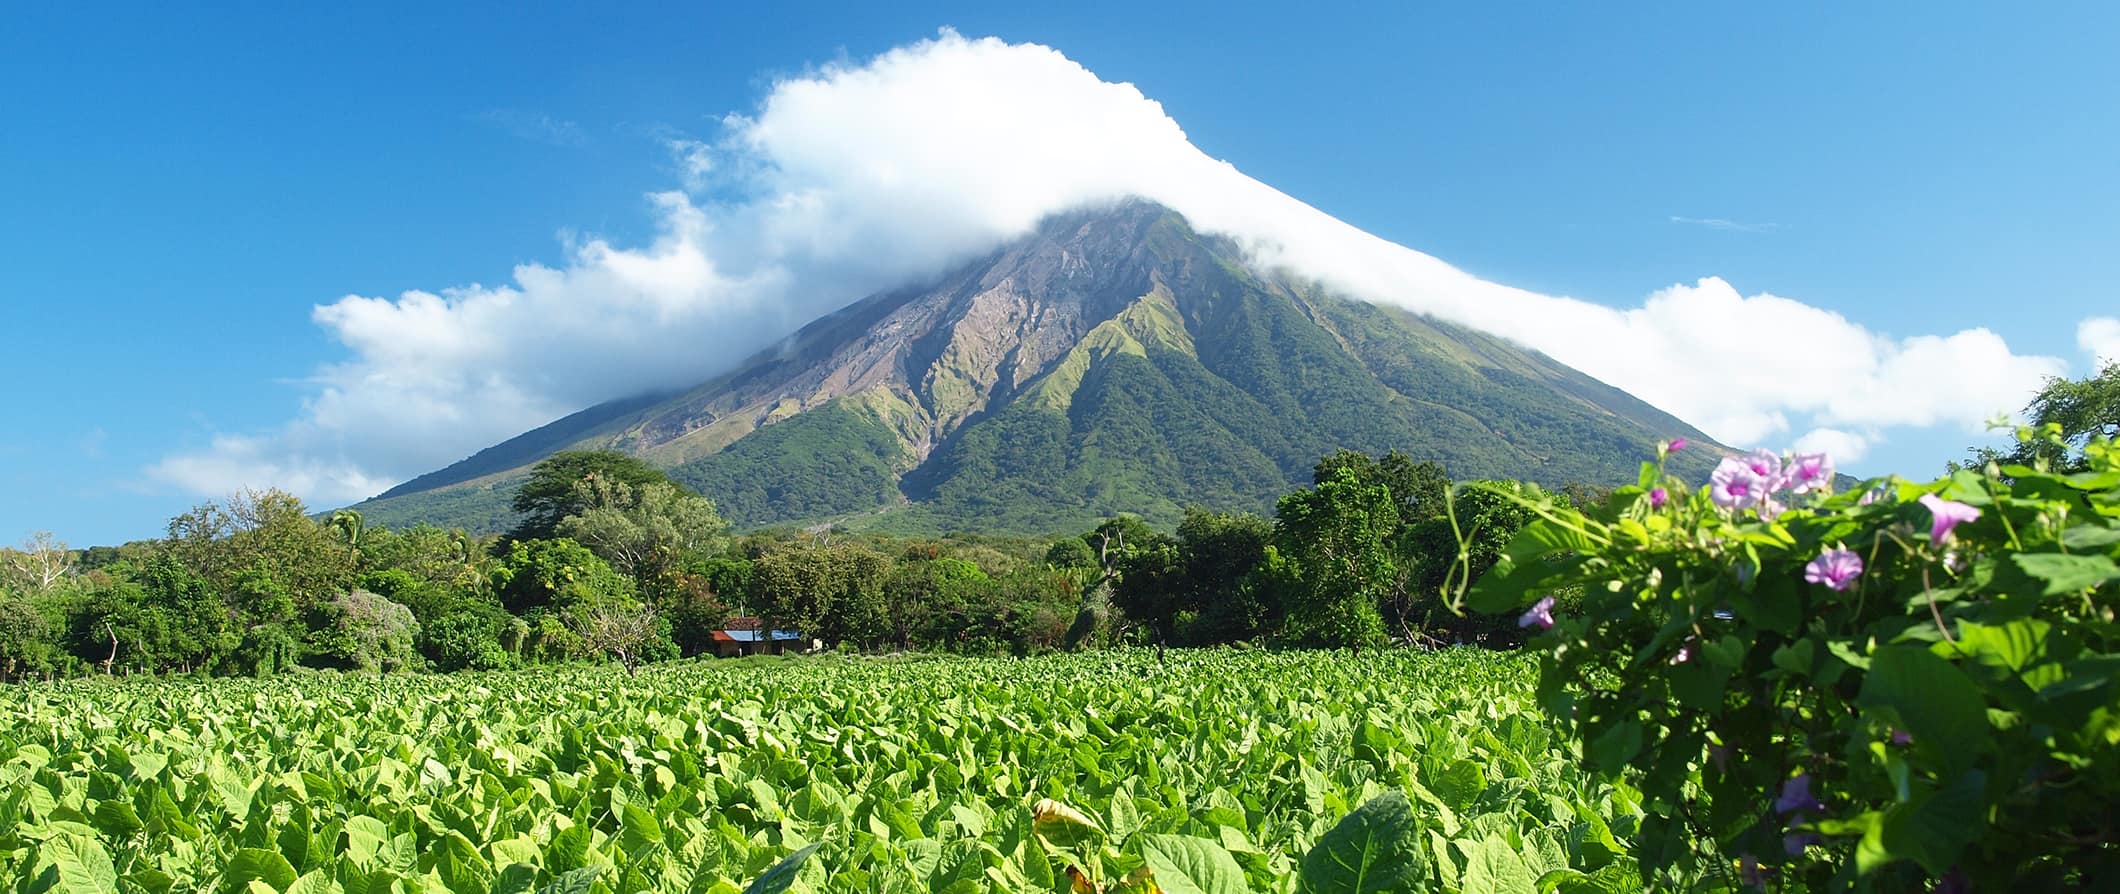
[{"x1": 1470, "y1": 431, "x2": 2120, "y2": 888}]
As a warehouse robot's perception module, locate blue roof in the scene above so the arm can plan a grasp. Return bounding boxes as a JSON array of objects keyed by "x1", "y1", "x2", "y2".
[{"x1": 721, "y1": 629, "x2": 804, "y2": 642}]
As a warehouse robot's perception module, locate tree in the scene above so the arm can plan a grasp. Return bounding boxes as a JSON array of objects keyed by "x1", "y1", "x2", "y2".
[
  {"x1": 490, "y1": 538, "x2": 635, "y2": 615},
  {"x1": 1964, "y1": 361, "x2": 2120, "y2": 472},
  {"x1": 1314, "y1": 450, "x2": 1449, "y2": 525},
  {"x1": 556, "y1": 479, "x2": 727, "y2": 585},
  {"x1": 3, "y1": 532, "x2": 74, "y2": 593},
  {"x1": 571, "y1": 603, "x2": 660, "y2": 676},
  {"x1": 1271, "y1": 468, "x2": 1399, "y2": 650},
  {"x1": 165, "y1": 489, "x2": 354, "y2": 608},
  {"x1": 510, "y1": 450, "x2": 677, "y2": 541},
  {"x1": 0, "y1": 587, "x2": 54, "y2": 680},
  {"x1": 1171, "y1": 508, "x2": 1275, "y2": 642},
  {"x1": 309, "y1": 590, "x2": 420, "y2": 672},
  {"x1": 751, "y1": 541, "x2": 890, "y2": 649}
]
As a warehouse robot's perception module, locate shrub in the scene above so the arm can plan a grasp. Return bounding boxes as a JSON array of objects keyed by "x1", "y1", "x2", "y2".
[{"x1": 1469, "y1": 432, "x2": 2120, "y2": 888}]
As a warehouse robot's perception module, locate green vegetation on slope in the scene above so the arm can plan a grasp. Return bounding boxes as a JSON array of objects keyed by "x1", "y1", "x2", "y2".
[{"x1": 669, "y1": 401, "x2": 912, "y2": 528}]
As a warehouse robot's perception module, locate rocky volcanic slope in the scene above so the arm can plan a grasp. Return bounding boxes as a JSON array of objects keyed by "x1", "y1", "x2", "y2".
[{"x1": 352, "y1": 200, "x2": 1719, "y2": 535}]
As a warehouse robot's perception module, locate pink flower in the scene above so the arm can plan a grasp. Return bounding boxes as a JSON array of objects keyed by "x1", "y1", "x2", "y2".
[
  {"x1": 1519, "y1": 595, "x2": 1556, "y2": 630},
  {"x1": 1805, "y1": 546, "x2": 1864, "y2": 591},
  {"x1": 1918, "y1": 493, "x2": 1982, "y2": 543},
  {"x1": 1711, "y1": 457, "x2": 1765, "y2": 509},
  {"x1": 1649, "y1": 487, "x2": 1668, "y2": 509},
  {"x1": 1786, "y1": 452, "x2": 1833, "y2": 494},
  {"x1": 1668, "y1": 437, "x2": 1688, "y2": 453},
  {"x1": 1742, "y1": 449, "x2": 1786, "y2": 487}
]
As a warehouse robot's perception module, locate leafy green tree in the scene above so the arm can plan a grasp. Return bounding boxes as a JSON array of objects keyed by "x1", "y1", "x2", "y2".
[
  {"x1": 1042, "y1": 537, "x2": 1097, "y2": 570},
  {"x1": 1171, "y1": 508, "x2": 1275, "y2": 642},
  {"x1": 490, "y1": 538, "x2": 635, "y2": 616},
  {"x1": 510, "y1": 450, "x2": 677, "y2": 541},
  {"x1": 0, "y1": 587, "x2": 55, "y2": 680},
  {"x1": 356, "y1": 523, "x2": 482, "y2": 604},
  {"x1": 885, "y1": 557, "x2": 993, "y2": 650},
  {"x1": 425, "y1": 604, "x2": 517, "y2": 671},
  {"x1": 1964, "y1": 361, "x2": 2120, "y2": 472},
  {"x1": 1314, "y1": 449, "x2": 1450, "y2": 525},
  {"x1": 164, "y1": 489, "x2": 354, "y2": 609},
  {"x1": 659, "y1": 571, "x2": 732, "y2": 656},
  {"x1": 1110, "y1": 538, "x2": 1184, "y2": 646},
  {"x1": 751, "y1": 541, "x2": 890, "y2": 649},
  {"x1": 556, "y1": 478, "x2": 727, "y2": 585},
  {"x1": 1271, "y1": 468, "x2": 1398, "y2": 650}
]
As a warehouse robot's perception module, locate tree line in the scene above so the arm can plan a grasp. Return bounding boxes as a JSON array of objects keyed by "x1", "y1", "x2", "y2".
[{"x1": 0, "y1": 447, "x2": 1562, "y2": 680}]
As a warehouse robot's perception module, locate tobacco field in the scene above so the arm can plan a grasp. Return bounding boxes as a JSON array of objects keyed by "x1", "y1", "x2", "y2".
[{"x1": 0, "y1": 650, "x2": 1649, "y2": 893}]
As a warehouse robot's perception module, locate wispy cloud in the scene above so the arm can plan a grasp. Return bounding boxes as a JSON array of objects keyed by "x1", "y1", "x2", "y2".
[
  {"x1": 1670, "y1": 215, "x2": 1781, "y2": 233},
  {"x1": 475, "y1": 108, "x2": 587, "y2": 147}
]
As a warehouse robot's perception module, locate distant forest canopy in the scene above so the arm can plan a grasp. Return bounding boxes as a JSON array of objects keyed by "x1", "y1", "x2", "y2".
[{"x1": 0, "y1": 446, "x2": 1577, "y2": 681}]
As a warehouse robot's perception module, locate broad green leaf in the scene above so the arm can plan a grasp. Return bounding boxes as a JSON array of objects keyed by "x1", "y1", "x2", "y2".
[
  {"x1": 37, "y1": 834, "x2": 118, "y2": 894},
  {"x1": 286, "y1": 869, "x2": 344, "y2": 894},
  {"x1": 536, "y1": 866, "x2": 602, "y2": 894},
  {"x1": 1298, "y1": 792, "x2": 1429, "y2": 893},
  {"x1": 1858, "y1": 646, "x2": 1991, "y2": 775},
  {"x1": 224, "y1": 848, "x2": 299, "y2": 894},
  {"x1": 91, "y1": 799, "x2": 145, "y2": 838},
  {"x1": 2010, "y1": 553, "x2": 2120, "y2": 596},
  {"x1": 1142, "y1": 834, "x2": 1248, "y2": 894},
  {"x1": 1459, "y1": 836, "x2": 1537, "y2": 894}
]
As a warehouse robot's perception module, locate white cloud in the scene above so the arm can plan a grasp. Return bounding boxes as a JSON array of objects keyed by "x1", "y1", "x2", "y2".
[
  {"x1": 1792, "y1": 428, "x2": 1871, "y2": 464},
  {"x1": 154, "y1": 30, "x2": 2074, "y2": 503},
  {"x1": 668, "y1": 138, "x2": 714, "y2": 191},
  {"x1": 2081, "y1": 317, "x2": 2120, "y2": 367}
]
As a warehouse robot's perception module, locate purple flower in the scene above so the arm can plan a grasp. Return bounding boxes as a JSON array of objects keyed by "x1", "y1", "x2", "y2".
[
  {"x1": 1711, "y1": 457, "x2": 1766, "y2": 509},
  {"x1": 1649, "y1": 487, "x2": 1668, "y2": 509},
  {"x1": 1804, "y1": 546, "x2": 1864, "y2": 591},
  {"x1": 1787, "y1": 452, "x2": 1833, "y2": 494},
  {"x1": 1519, "y1": 595, "x2": 1556, "y2": 630},
  {"x1": 1775, "y1": 773, "x2": 1823, "y2": 816},
  {"x1": 1668, "y1": 438, "x2": 1688, "y2": 453},
  {"x1": 1919, "y1": 493, "x2": 1982, "y2": 543},
  {"x1": 1742, "y1": 449, "x2": 1786, "y2": 486},
  {"x1": 1889, "y1": 729, "x2": 1913, "y2": 746}
]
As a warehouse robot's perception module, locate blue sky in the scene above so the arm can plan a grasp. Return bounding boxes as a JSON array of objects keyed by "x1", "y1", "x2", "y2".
[{"x1": 4, "y1": 2, "x2": 2116, "y2": 546}]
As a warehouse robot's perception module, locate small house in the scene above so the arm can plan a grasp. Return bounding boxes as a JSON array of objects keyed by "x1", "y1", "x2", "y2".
[{"x1": 709, "y1": 617, "x2": 807, "y2": 657}]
